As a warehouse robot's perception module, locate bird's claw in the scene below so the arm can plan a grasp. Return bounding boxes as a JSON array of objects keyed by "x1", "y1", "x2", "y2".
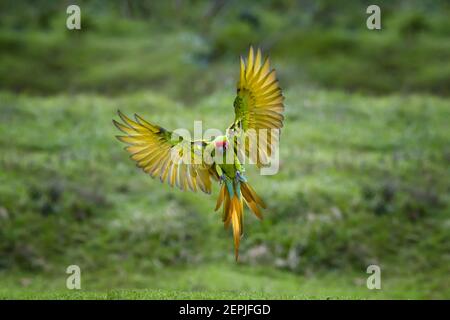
[{"x1": 235, "y1": 170, "x2": 247, "y2": 182}]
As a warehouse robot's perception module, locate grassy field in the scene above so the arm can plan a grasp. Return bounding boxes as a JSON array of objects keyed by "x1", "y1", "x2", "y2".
[
  {"x1": 0, "y1": 1, "x2": 449, "y2": 299},
  {"x1": 0, "y1": 88, "x2": 448, "y2": 299},
  {"x1": 1, "y1": 264, "x2": 446, "y2": 299}
]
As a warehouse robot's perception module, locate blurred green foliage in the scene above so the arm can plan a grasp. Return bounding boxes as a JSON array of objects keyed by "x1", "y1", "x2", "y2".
[
  {"x1": 0, "y1": 0, "x2": 449, "y2": 96},
  {"x1": 0, "y1": 0, "x2": 449, "y2": 298}
]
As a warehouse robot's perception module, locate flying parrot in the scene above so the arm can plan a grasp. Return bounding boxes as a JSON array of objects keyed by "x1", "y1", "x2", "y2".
[{"x1": 113, "y1": 47, "x2": 284, "y2": 260}]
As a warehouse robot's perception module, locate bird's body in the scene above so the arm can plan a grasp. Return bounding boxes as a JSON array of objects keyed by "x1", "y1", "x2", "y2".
[{"x1": 114, "y1": 47, "x2": 284, "y2": 260}]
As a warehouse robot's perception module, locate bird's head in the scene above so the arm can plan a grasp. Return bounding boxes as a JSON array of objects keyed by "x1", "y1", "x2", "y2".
[{"x1": 214, "y1": 135, "x2": 229, "y2": 151}]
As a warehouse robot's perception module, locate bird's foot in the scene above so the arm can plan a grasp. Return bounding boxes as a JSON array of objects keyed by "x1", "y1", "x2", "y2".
[{"x1": 235, "y1": 170, "x2": 247, "y2": 182}]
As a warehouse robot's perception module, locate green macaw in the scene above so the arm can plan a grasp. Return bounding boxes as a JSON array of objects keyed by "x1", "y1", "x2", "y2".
[{"x1": 114, "y1": 47, "x2": 285, "y2": 260}]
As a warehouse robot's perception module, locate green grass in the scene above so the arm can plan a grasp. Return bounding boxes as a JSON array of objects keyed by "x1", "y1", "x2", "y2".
[{"x1": 1, "y1": 264, "x2": 444, "y2": 299}]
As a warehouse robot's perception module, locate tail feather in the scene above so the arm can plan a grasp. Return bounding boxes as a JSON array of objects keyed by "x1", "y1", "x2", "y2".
[
  {"x1": 215, "y1": 183, "x2": 225, "y2": 211},
  {"x1": 215, "y1": 181, "x2": 265, "y2": 261},
  {"x1": 244, "y1": 198, "x2": 263, "y2": 220},
  {"x1": 242, "y1": 182, "x2": 266, "y2": 209},
  {"x1": 223, "y1": 185, "x2": 231, "y2": 225},
  {"x1": 231, "y1": 195, "x2": 243, "y2": 260}
]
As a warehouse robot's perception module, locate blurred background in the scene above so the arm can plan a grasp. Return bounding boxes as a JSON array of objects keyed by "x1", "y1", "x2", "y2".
[{"x1": 0, "y1": 0, "x2": 449, "y2": 299}]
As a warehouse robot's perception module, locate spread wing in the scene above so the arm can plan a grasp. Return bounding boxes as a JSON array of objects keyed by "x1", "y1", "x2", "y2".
[
  {"x1": 114, "y1": 111, "x2": 217, "y2": 194},
  {"x1": 230, "y1": 46, "x2": 285, "y2": 167}
]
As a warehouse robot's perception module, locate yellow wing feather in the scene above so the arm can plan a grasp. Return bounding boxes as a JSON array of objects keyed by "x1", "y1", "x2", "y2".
[
  {"x1": 114, "y1": 111, "x2": 215, "y2": 194},
  {"x1": 232, "y1": 46, "x2": 285, "y2": 167}
]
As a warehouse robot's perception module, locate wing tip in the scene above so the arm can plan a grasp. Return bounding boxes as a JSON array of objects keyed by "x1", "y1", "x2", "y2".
[
  {"x1": 112, "y1": 119, "x2": 124, "y2": 132},
  {"x1": 115, "y1": 135, "x2": 126, "y2": 143}
]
